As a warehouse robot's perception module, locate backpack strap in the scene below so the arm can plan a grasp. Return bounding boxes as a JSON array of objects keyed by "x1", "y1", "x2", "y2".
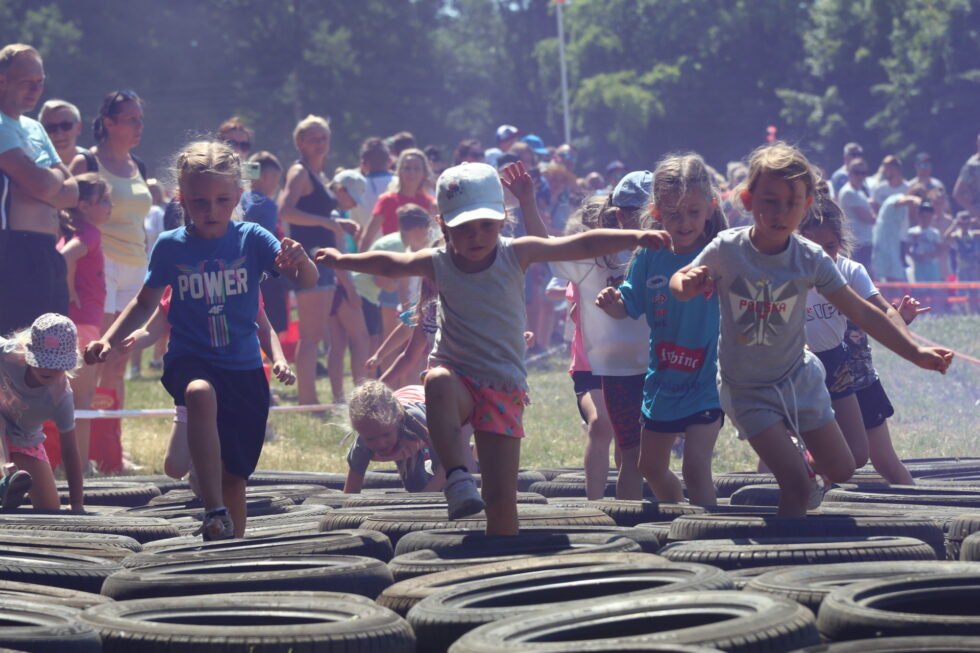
[{"x1": 82, "y1": 150, "x2": 98, "y2": 173}]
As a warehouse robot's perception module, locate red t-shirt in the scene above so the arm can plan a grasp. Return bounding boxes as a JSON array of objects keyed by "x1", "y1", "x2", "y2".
[{"x1": 372, "y1": 191, "x2": 436, "y2": 235}]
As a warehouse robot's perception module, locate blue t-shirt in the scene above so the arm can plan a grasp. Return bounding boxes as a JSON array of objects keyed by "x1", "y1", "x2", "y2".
[
  {"x1": 618, "y1": 247, "x2": 720, "y2": 422},
  {"x1": 145, "y1": 221, "x2": 280, "y2": 369},
  {"x1": 0, "y1": 111, "x2": 60, "y2": 167},
  {"x1": 240, "y1": 190, "x2": 279, "y2": 236}
]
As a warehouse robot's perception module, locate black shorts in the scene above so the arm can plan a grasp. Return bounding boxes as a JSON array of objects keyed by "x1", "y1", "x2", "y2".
[
  {"x1": 643, "y1": 408, "x2": 724, "y2": 434},
  {"x1": 161, "y1": 357, "x2": 270, "y2": 478},
  {"x1": 0, "y1": 230, "x2": 68, "y2": 336},
  {"x1": 361, "y1": 298, "x2": 382, "y2": 336},
  {"x1": 571, "y1": 371, "x2": 603, "y2": 422},
  {"x1": 855, "y1": 379, "x2": 894, "y2": 430},
  {"x1": 814, "y1": 344, "x2": 856, "y2": 400}
]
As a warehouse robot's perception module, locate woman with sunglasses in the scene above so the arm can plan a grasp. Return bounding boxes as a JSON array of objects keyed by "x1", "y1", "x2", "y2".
[
  {"x1": 38, "y1": 99, "x2": 84, "y2": 167},
  {"x1": 69, "y1": 90, "x2": 151, "y2": 420}
]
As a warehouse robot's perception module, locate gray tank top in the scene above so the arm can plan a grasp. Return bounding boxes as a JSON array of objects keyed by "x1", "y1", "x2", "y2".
[{"x1": 429, "y1": 237, "x2": 528, "y2": 391}]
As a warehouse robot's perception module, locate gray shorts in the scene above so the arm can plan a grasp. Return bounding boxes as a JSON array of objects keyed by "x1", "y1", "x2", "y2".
[{"x1": 719, "y1": 350, "x2": 835, "y2": 440}]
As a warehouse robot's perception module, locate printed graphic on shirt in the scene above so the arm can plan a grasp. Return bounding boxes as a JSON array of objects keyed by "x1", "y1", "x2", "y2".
[
  {"x1": 175, "y1": 256, "x2": 249, "y2": 348},
  {"x1": 807, "y1": 301, "x2": 840, "y2": 322},
  {"x1": 655, "y1": 342, "x2": 706, "y2": 372},
  {"x1": 728, "y1": 275, "x2": 801, "y2": 346}
]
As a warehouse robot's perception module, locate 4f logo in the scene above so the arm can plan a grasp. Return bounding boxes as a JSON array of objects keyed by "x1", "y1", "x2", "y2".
[{"x1": 208, "y1": 305, "x2": 225, "y2": 316}]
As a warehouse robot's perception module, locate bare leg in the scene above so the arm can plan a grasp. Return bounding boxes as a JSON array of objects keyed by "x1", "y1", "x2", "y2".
[
  {"x1": 800, "y1": 419, "x2": 857, "y2": 484},
  {"x1": 475, "y1": 430, "x2": 521, "y2": 535},
  {"x1": 326, "y1": 318, "x2": 349, "y2": 403},
  {"x1": 184, "y1": 379, "x2": 223, "y2": 512},
  {"x1": 748, "y1": 422, "x2": 813, "y2": 517},
  {"x1": 867, "y1": 420, "x2": 914, "y2": 484},
  {"x1": 164, "y1": 421, "x2": 190, "y2": 479},
  {"x1": 423, "y1": 367, "x2": 474, "y2": 474},
  {"x1": 637, "y1": 429, "x2": 684, "y2": 502},
  {"x1": 9, "y1": 452, "x2": 59, "y2": 510},
  {"x1": 681, "y1": 420, "x2": 721, "y2": 507},
  {"x1": 337, "y1": 297, "x2": 370, "y2": 386},
  {"x1": 616, "y1": 445, "x2": 644, "y2": 500},
  {"x1": 294, "y1": 290, "x2": 330, "y2": 405},
  {"x1": 98, "y1": 312, "x2": 129, "y2": 409},
  {"x1": 577, "y1": 388, "x2": 613, "y2": 501},
  {"x1": 222, "y1": 470, "x2": 247, "y2": 537},
  {"x1": 380, "y1": 306, "x2": 399, "y2": 345},
  {"x1": 832, "y1": 394, "x2": 869, "y2": 468}
]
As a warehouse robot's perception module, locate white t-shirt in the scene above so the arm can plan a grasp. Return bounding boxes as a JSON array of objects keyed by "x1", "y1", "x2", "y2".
[
  {"x1": 871, "y1": 180, "x2": 908, "y2": 209},
  {"x1": 550, "y1": 253, "x2": 649, "y2": 376},
  {"x1": 805, "y1": 256, "x2": 877, "y2": 352},
  {"x1": 838, "y1": 184, "x2": 874, "y2": 246}
]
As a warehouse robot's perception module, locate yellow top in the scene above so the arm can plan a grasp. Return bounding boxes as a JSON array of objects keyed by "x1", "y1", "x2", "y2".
[{"x1": 98, "y1": 165, "x2": 152, "y2": 266}]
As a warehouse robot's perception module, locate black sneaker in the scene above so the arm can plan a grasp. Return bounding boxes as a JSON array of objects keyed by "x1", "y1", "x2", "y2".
[{"x1": 0, "y1": 470, "x2": 32, "y2": 511}]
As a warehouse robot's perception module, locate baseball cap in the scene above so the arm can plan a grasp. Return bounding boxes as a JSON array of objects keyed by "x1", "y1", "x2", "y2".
[
  {"x1": 25, "y1": 313, "x2": 78, "y2": 370},
  {"x1": 843, "y1": 142, "x2": 863, "y2": 157},
  {"x1": 436, "y1": 162, "x2": 505, "y2": 227},
  {"x1": 519, "y1": 134, "x2": 549, "y2": 156},
  {"x1": 605, "y1": 160, "x2": 626, "y2": 174},
  {"x1": 611, "y1": 170, "x2": 653, "y2": 208},
  {"x1": 333, "y1": 168, "x2": 366, "y2": 207},
  {"x1": 496, "y1": 125, "x2": 522, "y2": 144}
]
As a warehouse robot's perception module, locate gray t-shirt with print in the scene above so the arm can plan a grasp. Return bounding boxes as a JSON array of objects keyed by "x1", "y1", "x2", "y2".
[
  {"x1": 691, "y1": 227, "x2": 847, "y2": 387},
  {"x1": 0, "y1": 337, "x2": 75, "y2": 448}
]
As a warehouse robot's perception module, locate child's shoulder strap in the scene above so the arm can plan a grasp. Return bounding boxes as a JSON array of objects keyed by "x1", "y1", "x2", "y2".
[{"x1": 82, "y1": 150, "x2": 98, "y2": 173}]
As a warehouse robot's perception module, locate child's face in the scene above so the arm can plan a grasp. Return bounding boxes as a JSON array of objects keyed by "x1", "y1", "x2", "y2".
[
  {"x1": 332, "y1": 184, "x2": 357, "y2": 211},
  {"x1": 748, "y1": 172, "x2": 810, "y2": 252},
  {"x1": 80, "y1": 190, "x2": 113, "y2": 226},
  {"x1": 180, "y1": 174, "x2": 242, "y2": 239},
  {"x1": 443, "y1": 218, "x2": 504, "y2": 270},
  {"x1": 25, "y1": 366, "x2": 66, "y2": 387},
  {"x1": 801, "y1": 225, "x2": 842, "y2": 262},
  {"x1": 355, "y1": 419, "x2": 398, "y2": 456},
  {"x1": 400, "y1": 225, "x2": 429, "y2": 251},
  {"x1": 657, "y1": 192, "x2": 711, "y2": 254}
]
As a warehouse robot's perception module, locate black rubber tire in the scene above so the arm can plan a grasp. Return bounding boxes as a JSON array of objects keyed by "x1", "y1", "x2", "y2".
[
  {"x1": 79, "y1": 590, "x2": 415, "y2": 652},
  {"x1": 666, "y1": 514, "x2": 946, "y2": 558},
  {"x1": 362, "y1": 469, "x2": 407, "y2": 489},
  {"x1": 303, "y1": 492, "x2": 355, "y2": 508},
  {"x1": 728, "y1": 484, "x2": 786, "y2": 506},
  {"x1": 97, "y1": 473, "x2": 189, "y2": 494},
  {"x1": 0, "y1": 528, "x2": 142, "y2": 552},
  {"x1": 126, "y1": 494, "x2": 293, "y2": 520},
  {"x1": 409, "y1": 562, "x2": 735, "y2": 652},
  {"x1": 318, "y1": 503, "x2": 451, "y2": 531},
  {"x1": 360, "y1": 505, "x2": 615, "y2": 546},
  {"x1": 447, "y1": 590, "x2": 820, "y2": 653},
  {"x1": 0, "y1": 513, "x2": 179, "y2": 543},
  {"x1": 793, "y1": 635, "x2": 980, "y2": 651},
  {"x1": 388, "y1": 533, "x2": 642, "y2": 580},
  {"x1": 172, "y1": 502, "x2": 332, "y2": 535},
  {"x1": 725, "y1": 565, "x2": 790, "y2": 590},
  {"x1": 745, "y1": 560, "x2": 980, "y2": 612},
  {"x1": 122, "y1": 528, "x2": 393, "y2": 567},
  {"x1": 533, "y1": 466, "x2": 585, "y2": 481},
  {"x1": 948, "y1": 513, "x2": 980, "y2": 560},
  {"x1": 658, "y1": 535, "x2": 936, "y2": 570},
  {"x1": 0, "y1": 598, "x2": 101, "y2": 653},
  {"x1": 905, "y1": 458, "x2": 980, "y2": 478},
  {"x1": 0, "y1": 579, "x2": 112, "y2": 609},
  {"x1": 817, "y1": 572, "x2": 980, "y2": 640},
  {"x1": 550, "y1": 500, "x2": 704, "y2": 526},
  {"x1": 151, "y1": 484, "x2": 322, "y2": 505},
  {"x1": 712, "y1": 472, "x2": 777, "y2": 499},
  {"x1": 529, "y1": 480, "x2": 613, "y2": 498},
  {"x1": 0, "y1": 545, "x2": 122, "y2": 592},
  {"x1": 394, "y1": 525, "x2": 663, "y2": 555},
  {"x1": 824, "y1": 485, "x2": 980, "y2": 508},
  {"x1": 964, "y1": 532, "x2": 980, "y2": 561},
  {"x1": 56, "y1": 480, "x2": 161, "y2": 507},
  {"x1": 377, "y1": 552, "x2": 666, "y2": 618},
  {"x1": 247, "y1": 469, "x2": 343, "y2": 488},
  {"x1": 342, "y1": 491, "x2": 547, "y2": 507},
  {"x1": 101, "y1": 554, "x2": 393, "y2": 600}
]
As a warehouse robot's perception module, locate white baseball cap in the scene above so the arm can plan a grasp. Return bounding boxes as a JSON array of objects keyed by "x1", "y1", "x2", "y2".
[
  {"x1": 25, "y1": 313, "x2": 78, "y2": 370},
  {"x1": 436, "y1": 163, "x2": 505, "y2": 228}
]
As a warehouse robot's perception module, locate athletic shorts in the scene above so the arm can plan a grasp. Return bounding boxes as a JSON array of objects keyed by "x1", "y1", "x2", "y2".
[
  {"x1": 161, "y1": 356, "x2": 270, "y2": 478},
  {"x1": 425, "y1": 365, "x2": 529, "y2": 439},
  {"x1": 855, "y1": 379, "x2": 895, "y2": 430},
  {"x1": 103, "y1": 257, "x2": 147, "y2": 314},
  {"x1": 571, "y1": 370, "x2": 603, "y2": 422},
  {"x1": 5, "y1": 438, "x2": 50, "y2": 464},
  {"x1": 361, "y1": 298, "x2": 382, "y2": 336},
  {"x1": 814, "y1": 344, "x2": 856, "y2": 400},
  {"x1": 0, "y1": 230, "x2": 68, "y2": 335},
  {"x1": 377, "y1": 289, "x2": 400, "y2": 309},
  {"x1": 284, "y1": 244, "x2": 335, "y2": 294},
  {"x1": 643, "y1": 408, "x2": 724, "y2": 434},
  {"x1": 600, "y1": 374, "x2": 645, "y2": 450},
  {"x1": 720, "y1": 350, "x2": 835, "y2": 440}
]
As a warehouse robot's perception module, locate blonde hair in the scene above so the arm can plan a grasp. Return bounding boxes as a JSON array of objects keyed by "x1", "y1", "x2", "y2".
[
  {"x1": 292, "y1": 114, "x2": 331, "y2": 145},
  {"x1": 39, "y1": 99, "x2": 81, "y2": 124},
  {"x1": 387, "y1": 148, "x2": 432, "y2": 195},
  {"x1": 740, "y1": 141, "x2": 817, "y2": 200},
  {"x1": 649, "y1": 152, "x2": 728, "y2": 244},
  {"x1": 348, "y1": 380, "x2": 404, "y2": 431},
  {"x1": 6, "y1": 326, "x2": 80, "y2": 377},
  {"x1": 0, "y1": 44, "x2": 40, "y2": 74},
  {"x1": 174, "y1": 140, "x2": 243, "y2": 192}
]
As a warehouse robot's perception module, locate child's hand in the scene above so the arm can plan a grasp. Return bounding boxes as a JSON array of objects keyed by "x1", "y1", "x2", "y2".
[
  {"x1": 914, "y1": 346, "x2": 954, "y2": 374},
  {"x1": 313, "y1": 247, "x2": 341, "y2": 268},
  {"x1": 335, "y1": 218, "x2": 361, "y2": 238},
  {"x1": 84, "y1": 339, "x2": 111, "y2": 365},
  {"x1": 365, "y1": 355, "x2": 379, "y2": 370},
  {"x1": 120, "y1": 328, "x2": 151, "y2": 352},
  {"x1": 638, "y1": 230, "x2": 672, "y2": 250},
  {"x1": 893, "y1": 295, "x2": 931, "y2": 324},
  {"x1": 677, "y1": 265, "x2": 715, "y2": 298},
  {"x1": 276, "y1": 238, "x2": 310, "y2": 269},
  {"x1": 595, "y1": 286, "x2": 622, "y2": 309},
  {"x1": 523, "y1": 331, "x2": 536, "y2": 349},
  {"x1": 500, "y1": 161, "x2": 536, "y2": 206},
  {"x1": 272, "y1": 359, "x2": 296, "y2": 385}
]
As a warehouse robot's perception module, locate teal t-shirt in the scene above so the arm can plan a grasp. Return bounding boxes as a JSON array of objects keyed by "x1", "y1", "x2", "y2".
[
  {"x1": 0, "y1": 111, "x2": 60, "y2": 166},
  {"x1": 618, "y1": 246, "x2": 721, "y2": 422},
  {"x1": 352, "y1": 232, "x2": 405, "y2": 303}
]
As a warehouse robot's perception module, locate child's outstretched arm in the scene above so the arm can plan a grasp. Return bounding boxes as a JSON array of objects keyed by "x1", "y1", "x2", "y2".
[
  {"x1": 257, "y1": 307, "x2": 294, "y2": 386},
  {"x1": 314, "y1": 247, "x2": 434, "y2": 281},
  {"x1": 275, "y1": 237, "x2": 318, "y2": 289},
  {"x1": 343, "y1": 469, "x2": 365, "y2": 494},
  {"x1": 85, "y1": 285, "x2": 165, "y2": 364},
  {"x1": 120, "y1": 304, "x2": 168, "y2": 354},
  {"x1": 825, "y1": 285, "x2": 953, "y2": 373},
  {"x1": 670, "y1": 263, "x2": 715, "y2": 301},
  {"x1": 595, "y1": 286, "x2": 628, "y2": 319},
  {"x1": 500, "y1": 161, "x2": 548, "y2": 238},
  {"x1": 514, "y1": 228, "x2": 670, "y2": 269}
]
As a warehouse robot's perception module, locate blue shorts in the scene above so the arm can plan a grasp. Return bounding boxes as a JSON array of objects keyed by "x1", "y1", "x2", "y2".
[
  {"x1": 284, "y1": 244, "x2": 335, "y2": 294},
  {"x1": 377, "y1": 289, "x2": 400, "y2": 309}
]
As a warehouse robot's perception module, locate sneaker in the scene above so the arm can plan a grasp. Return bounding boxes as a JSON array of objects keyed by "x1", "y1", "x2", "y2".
[
  {"x1": 126, "y1": 364, "x2": 141, "y2": 380},
  {"x1": 196, "y1": 507, "x2": 234, "y2": 541},
  {"x1": 444, "y1": 469, "x2": 485, "y2": 520},
  {"x1": 148, "y1": 359, "x2": 163, "y2": 370},
  {"x1": 807, "y1": 474, "x2": 831, "y2": 510},
  {"x1": 0, "y1": 469, "x2": 32, "y2": 511}
]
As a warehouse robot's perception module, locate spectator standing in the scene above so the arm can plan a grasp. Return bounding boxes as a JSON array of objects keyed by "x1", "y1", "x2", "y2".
[
  {"x1": 359, "y1": 138, "x2": 394, "y2": 232},
  {"x1": 908, "y1": 152, "x2": 945, "y2": 193},
  {"x1": 953, "y1": 132, "x2": 980, "y2": 220},
  {"x1": 484, "y1": 124, "x2": 521, "y2": 169},
  {"x1": 243, "y1": 151, "x2": 288, "y2": 334},
  {"x1": 38, "y1": 99, "x2": 85, "y2": 167},
  {"x1": 360, "y1": 148, "x2": 435, "y2": 251},
  {"x1": 837, "y1": 158, "x2": 876, "y2": 274},
  {"x1": 870, "y1": 155, "x2": 907, "y2": 215},
  {"x1": 830, "y1": 142, "x2": 865, "y2": 198}
]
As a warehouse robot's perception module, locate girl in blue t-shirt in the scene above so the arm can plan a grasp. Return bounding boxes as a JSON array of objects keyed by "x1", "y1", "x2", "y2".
[
  {"x1": 597, "y1": 153, "x2": 728, "y2": 506},
  {"x1": 85, "y1": 140, "x2": 318, "y2": 541}
]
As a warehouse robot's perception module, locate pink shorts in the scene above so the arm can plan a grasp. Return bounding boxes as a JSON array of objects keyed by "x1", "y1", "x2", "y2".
[
  {"x1": 76, "y1": 323, "x2": 101, "y2": 351},
  {"x1": 426, "y1": 366, "x2": 529, "y2": 439},
  {"x1": 5, "y1": 438, "x2": 50, "y2": 464}
]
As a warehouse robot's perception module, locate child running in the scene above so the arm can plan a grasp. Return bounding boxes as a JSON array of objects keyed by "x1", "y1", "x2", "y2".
[
  {"x1": 86, "y1": 140, "x2": 318, "y2": 540},
  {"x1": 0, "y1": 313, "x2": 84, "y2": 511},
  {"x1": 315, "y1": 161, "x2": 671, "y2": 534},
  {"x1": 671, "y1": 142, "x2": 952, "y2": 516},
  {"x1": 57, "y1": 173, "x2": 111, "y2": 473},
  {"x1": 597, "y1": 153, "x2": 727, "y2": 506}
]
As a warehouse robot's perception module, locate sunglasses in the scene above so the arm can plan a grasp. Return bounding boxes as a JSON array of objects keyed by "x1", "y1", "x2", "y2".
[
  {"x1": 917, "y1": 162, "x2": 932, "y2": 168},
  {"x1": 227, "y1": 140, "x2": 251, "y2": 150},
  {"x1": 43, "y1": 121, "x2": 76, "y2": 134}
]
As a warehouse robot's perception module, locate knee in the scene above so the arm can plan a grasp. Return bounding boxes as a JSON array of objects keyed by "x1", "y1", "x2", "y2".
[
  {"x1": 184, "y1": 380, "x2": 216, "y2": 408},
  {"x1": 423, "y1": 367, "x2": 454, "y2": 396}
]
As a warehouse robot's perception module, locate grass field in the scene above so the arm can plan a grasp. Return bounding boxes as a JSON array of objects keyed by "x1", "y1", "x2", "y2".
[{"x1": 117, "y1": 314, "x2": 979, "y2": 477}]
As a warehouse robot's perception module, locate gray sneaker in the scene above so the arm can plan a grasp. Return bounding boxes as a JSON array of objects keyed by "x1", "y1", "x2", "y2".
[
  {"x1": 196, "y1": 507, "x2": 234, "y2": 541},
  {"x1": 0, "y1": 470, "x2": 32, "y2": 511},
  {"x1": 444, "y1": 469, "x2": 485, "y2": 520}
]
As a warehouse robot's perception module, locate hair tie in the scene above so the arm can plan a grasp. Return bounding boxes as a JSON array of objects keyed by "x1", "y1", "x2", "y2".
[
  {"x1": 650, "y1": 206, "x2": 660, "y2": 218},
  {"x1": 740, "y1": 191, "x2": 752, "y2": 208}
]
